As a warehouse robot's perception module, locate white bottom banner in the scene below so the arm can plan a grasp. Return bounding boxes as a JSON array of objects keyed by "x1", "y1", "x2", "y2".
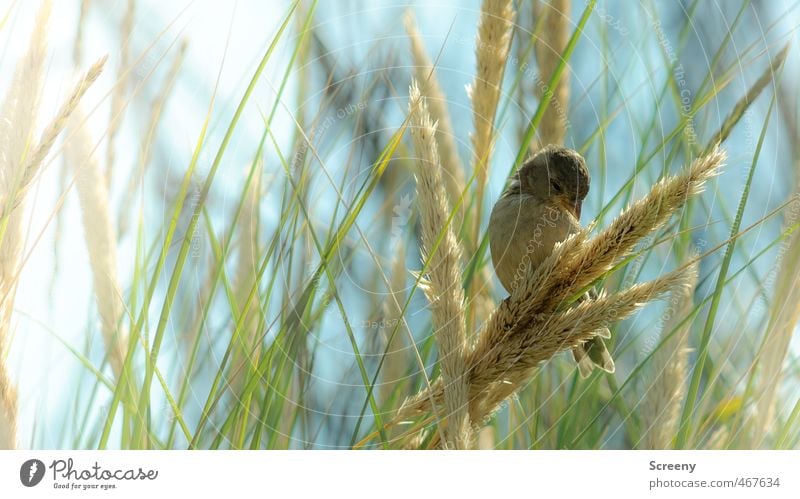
[{"x1": 1, "y1": 451, "x2": 798, "y2": 498}]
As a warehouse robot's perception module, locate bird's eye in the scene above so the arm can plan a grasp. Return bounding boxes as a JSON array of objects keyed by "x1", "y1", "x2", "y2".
[{"x1": 550, "y1": 180, "x2": 562, "y2": 192}]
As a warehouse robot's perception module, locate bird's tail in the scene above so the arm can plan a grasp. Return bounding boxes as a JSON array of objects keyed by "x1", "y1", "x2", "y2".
[{"x1": 572, "y1": 331, "x2": 615, "y2": 378}]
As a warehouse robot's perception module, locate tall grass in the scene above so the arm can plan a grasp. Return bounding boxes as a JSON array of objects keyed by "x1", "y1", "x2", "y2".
[{"x1": 0, "y1": 0, "x2": 798, "y2": 450}]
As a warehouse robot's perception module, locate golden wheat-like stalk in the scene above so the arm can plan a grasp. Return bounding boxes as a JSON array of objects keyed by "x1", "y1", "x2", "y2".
[
  {"x1": 393, "y1": 148, "x2": 725, "y2": 434},
  {"x1": 0, "y1": 0, "x2": 52, "y2": 450},
  {"x1": 640, "y1": 264, "x2": 698, "y2": 449},
  {"x1": 74, "y1": 0, "x2": 91, "y2": 65},
  {"x1": 537, "y1": 146, "x2": 725, "y2": 313},
  {"x1": 0, "y1": 1, "x2": 49, "y2": 216},
  {"x1": 15, "y1": 56, "x2": 108, "y2": 201},
  {"x1": 470, "y1": 0, "x2": 515, "y2": 242},
  {"x1": 403, "y1": 11, "x2": 466, "y2": 218},
  {"x1": 65, "y1": 111, "x2": 126, "y2": 378},
  {"x1": 119, "y1": 40, "x2": 187, "y2": 236},
  {"x1": 706, "y1": 45, "x2": 789, "y2": 152},
  {"x1": 751, "y1": 169, "x2": 800, "y2": 447},
  {"x1": 468, "y1": 0, "x2": 514, "y2": 331},
  {"x1": 408, "y1": 81, "x2": 470, "y2": 448},
  {"x1": 397, "y1": 266, "x2": 695, "y2": 426},
  {"x1": 49, "y1": 59, "x2": 107, "y2": 308},
  {"x1": 105, "y1": 0, "x2": 136, "y2": 187},
  {"x1": 533, "y1": 0, "x2": 571, "y2": 146},
  {"x1": 470, "y1": 266, "x2": 695, "y2": 422},
  {"x1": 404, "y1": 10, "x2": 495, "y2": 331},
  {"x1": 380, "y1": 244, "x2": 409, "y2": 403},
  {"x1": 229, "y1": 162, "x2": 262, "y2": 393},
  {"x1": 0, "y1": 365, "x2": 15, "y2": 449}
]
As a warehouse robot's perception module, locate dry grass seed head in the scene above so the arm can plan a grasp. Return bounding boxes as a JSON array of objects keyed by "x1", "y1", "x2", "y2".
[{"x1": 408, "y1": 81, "x2": 471, "y2": 448}]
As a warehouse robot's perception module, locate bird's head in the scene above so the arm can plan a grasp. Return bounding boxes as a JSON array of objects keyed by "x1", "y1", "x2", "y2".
[{"x1": 518, "y1": 145, "x2": 590, "y2": 219}]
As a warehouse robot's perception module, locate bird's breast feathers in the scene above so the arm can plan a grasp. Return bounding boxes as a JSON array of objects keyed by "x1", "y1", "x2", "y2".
[{"x1": 489, "y1": 195, "x2": 579, "y2": 292}]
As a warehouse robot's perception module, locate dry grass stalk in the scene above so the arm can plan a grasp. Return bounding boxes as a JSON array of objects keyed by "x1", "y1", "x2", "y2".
[
  {"x1": 403, "y1": 11, "x2": 466, "y2": 219},
  {"x1": 0, "y1": 2, "x2": 49, "y2": 218},
  {"x1": 398, "y1": 266, "x2": 696, "y2": 428},
  {"x1": 706, "y1": 45, "x2": 789, "y2": 151},
  {"x1": 73, "y1": 0, "x2": 91, "y2": 65},
  {"x1": 468, "y1": 0, "x2": 515, "y2": 331},
  {"x1": 640, "y1": 264, "x2": 698, "y2": 449},
  {"x1": 229, "y1": 162, "x2": 262, "y2": 392},
  {"x1": 15, "y1": 56, "x2": 108, "y2": 201},
  {"x1": 707, "y1": 425, "x2": 730, "y2": 450},
  {"x1": 470, "y1": 266, "x2": 695, "y2": 422},
  {"x1": 379, "y1": 244, "x2": 409, "y2": 403},
  {"x1": 470, "y1": 0, "x2": 515, "y2": 244},
  {"x1": 0, "y1": 366, "x2": 14, "y2": 448},
  {"x1": 537, "y1": 147, "x2": 725, "y2": 313},
  {"x1": 49, "y1": 58, "x2": 107, "y2": 307},
  {"x1": 408, "y1": 81, "x2": 471, "y2": 448},
  {"x1": 533, "y1": 0, "x2": 570, "y2": 146},
  {"x1": 393, "y1": 148, "x2": 726, "y2": 434},
  {"x1": 751, "y1": 169, "x2": 800, "y2": 446},
  {"x1": 403, "y1": 10, "x2": 495, "y2": 330},
  {"x1": 0, "y1": 0, "x2": 52, "y2": 450},
  {"x1": 477, "y1": 425, "x2": 495, "y2": 449},
  {"x1": 119, "y1": 40, "x2": 187, "y2": 236},
  {"x1": 105, "y1": 0, "x2": 136, "y2": 187},
  {"x1": 65, "y1": 111, "x2": 126, "y2": 378}
]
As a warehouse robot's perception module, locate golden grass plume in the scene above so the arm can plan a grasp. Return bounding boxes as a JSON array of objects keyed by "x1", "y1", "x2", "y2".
[
  {"x1": 393, "y1": 147, "x2": 726, "y2": 437},
  {"x1": 0, "y1": 0, "x2": 51, "y2": 450},
  {"x1": 469, "y1": 0, "x2": 515, "y2": 244},
  {"x1": 639, "y1": 263, "x2": 698, "y2": 449},
  {"x1": 533, "y1": 0, "x2": 571, "y2": 146},
  {"x1": 408, "y1": 81, "x2": 471, "y2": 448},
  {"x1": 751, "y1": 160, "x2": 800, "y2": 447},
  {"x1": 105, "y1": 0, "x2": 137, "y2": 187},
  {"x1": 403, "y1": 11, "x2": 466, "y2": 220},
  {"x1": 65, "y1": 111, "x2": 126, "y2": 378}
]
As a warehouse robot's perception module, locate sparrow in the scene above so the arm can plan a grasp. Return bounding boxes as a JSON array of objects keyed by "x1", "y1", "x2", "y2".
[{"x1": 488, "y1": 144, "x2": 615, "y2": 377}]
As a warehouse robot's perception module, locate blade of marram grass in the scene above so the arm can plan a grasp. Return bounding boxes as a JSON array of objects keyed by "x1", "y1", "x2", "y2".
[
  {"x1": 462, "y1": 0, "x2": 596, "y2": 294},
  {"x1": 512, "y1": 0, "x2": 595, "y2": 173},
  {"x1": 131, "y1": 2, "x2": 300, "y2": 447},
  {"x1": 190, "y1": 117, "x2": 406, "y2": 448},
  {"x1": 194, "y1": 5, "x2": 319, "y2": 447},
  {"x1": 205, "y1": 3, "x2": 319, "y2": 445},
  {"x1": 776, "y1": 397, "x2": 800, "y2": 449},
  {"x1": 675, "y1": 83, "x2": 778, "y2": 449},
  {"x1": 568, "y1": 201, "x2": 798, "y2": 448}
]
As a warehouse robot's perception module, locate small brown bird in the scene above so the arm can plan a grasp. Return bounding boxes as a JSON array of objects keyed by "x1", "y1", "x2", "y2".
[{"x1": 488, "y1": 145, "x2": 614, "y2": 377}]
